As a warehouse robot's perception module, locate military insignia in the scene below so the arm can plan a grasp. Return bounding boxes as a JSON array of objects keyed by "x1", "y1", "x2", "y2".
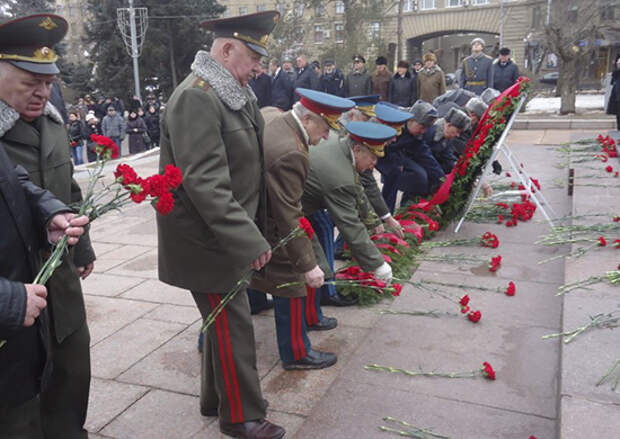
[
  {"x1": 33, "y1": 46, "x2": 56, "y2": 61},
  {"x1": 192, "y1": 78, "x2": 210, "y2": 91},
  {"x1": 39, "y1": 17, "x2": 58, "y2": 30},
  {"x1": 273, "y1": 15, "x2": 279, "y2": 23},
  {"x1": 259, "y1": 34, "x2": 269, "y2": 45}
]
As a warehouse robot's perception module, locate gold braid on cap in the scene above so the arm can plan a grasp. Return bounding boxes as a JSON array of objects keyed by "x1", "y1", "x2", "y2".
[
  {"x1": 0, "y1": 46, "x2": 57, "y2": 63},
  {"x1": 357, "y1": 105, "x2": 375, "y2": 118},
  {"x1": 233, "y1": 32, "x2": 269, "y2": 48},
  {"x1": 321, "y1": 112, "x2": 342, "y2": 130}
]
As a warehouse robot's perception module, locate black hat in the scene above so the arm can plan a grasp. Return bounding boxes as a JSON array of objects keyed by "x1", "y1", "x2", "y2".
[
  {"x1": 324, "y1": 59, "x2": 334, "y2": 66},
  {"x1": 352, "y1": 55, "x2": 366, "y2": 63},
  {"x1": 375, "y1": 56, "x2": 387, "y2": 65},
  {"x1": 499, "y1": 47, "x2": 511, "y2": 56},
  {"x1": 201, "y1": 11, "x2": 280, "y2": 57},
  {"x1": 397, "y1": 60, "x2": 410, "y2": 69},
  {"x1": 312, "y1": 60, "x2": 321, "y2": 69},
  {"x1": 0, "y1": 14, "x2": 68, "y2": 75}
]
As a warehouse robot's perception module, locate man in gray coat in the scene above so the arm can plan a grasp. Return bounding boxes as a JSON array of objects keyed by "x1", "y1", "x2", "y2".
[
  {"x1": 459, "y1": 38, "x2": 494, "y2": 95},
  {"x1": 344, "y1": 55, "x2": 372, "y2": 97},
  {"x1": 101, "y1": 106, "x2": 125, "y2": 153}
]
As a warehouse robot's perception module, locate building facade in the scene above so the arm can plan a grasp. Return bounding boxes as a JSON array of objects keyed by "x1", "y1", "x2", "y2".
[{"x1": 55, "y1": 0, "x2": 89, "y2": 64}]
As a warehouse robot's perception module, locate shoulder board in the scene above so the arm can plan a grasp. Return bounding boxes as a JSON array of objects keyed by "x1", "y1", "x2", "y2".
[{"x1": 192, "y1": 78, "x2": 211, "y2": 92}]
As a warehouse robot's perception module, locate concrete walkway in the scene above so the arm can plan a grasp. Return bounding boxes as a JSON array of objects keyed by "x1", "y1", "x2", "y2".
[{"x1": 75, "y1": 128, "x2": 617, "y2": 438}]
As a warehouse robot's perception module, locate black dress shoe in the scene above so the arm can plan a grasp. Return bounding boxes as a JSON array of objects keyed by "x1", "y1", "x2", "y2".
[
  {"x1": 307, "y1": 316, "x2": 337, "y2": 331},
  {"x1": 282, "y1": 348, "x2": 337, "y2": 370},
  {"x1": 220, "y1": 419, "x2": 285, "y2": 439},
  {"x1": 201, "y1": 406, "x2": 217, "y2": 417},
  {"x1": 321, "y1": 293, "x2": 358, "y2": 307},
  {"x1": 250, "y1": 299, "x2": 274, "y2": 315}
]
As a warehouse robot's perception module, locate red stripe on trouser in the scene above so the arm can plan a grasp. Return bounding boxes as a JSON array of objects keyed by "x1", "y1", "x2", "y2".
[
  {"x1": 309, "y1": 286, "x2": 318, "y2": 325},
  {"x1": 218, "y1": 294, "x2": 244, "y2": 423},
  {"x1": 290, "y1": 298, "x2": 300, "y2": 360},
  {"x1": 295, "y1": 297, "x2": 307, "y2": 358},
  {"x1": 207, "y1": 295, "x2": 241, "y2": 423}
]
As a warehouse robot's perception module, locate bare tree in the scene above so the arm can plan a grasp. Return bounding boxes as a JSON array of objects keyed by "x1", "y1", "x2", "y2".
[{"x1": 543, "y1": 0, "x2": 599, "y2": 114}]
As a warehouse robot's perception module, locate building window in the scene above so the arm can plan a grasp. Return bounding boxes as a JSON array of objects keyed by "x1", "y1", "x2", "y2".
[
  {"x1": 335, "y1": 23, "x2": 344, "y2": 42},
  {"x1": 294, "y1": 2, "x2": 304, "y2": 17},
  {"x1": 257, "y1": 4, "x2": 266, "y2": 12},
  {"x1": 335, "y1": 1, "x2": 345, "y2": 14},
  {"x1": 567, "y1": 0, "x2": 578, "y2": 21},
  {"x1": 239, "y1": 6, "x2": 248, "y2": 14},
  {"x1": 446, "y1": 0, "x2": 464, "y2": 7},
  {"x1": 222, "y1": 7, "x2": 230, "y2": 17},
  {"x1": 315, "y1": 5, "x2": 326, "y2": 16},
  {"x1": 403, "y1": 0, "x2": 414, "y2": 12},
  {"x1": 419, "y1": 0, "x2": 436, "y2": 10},
  {"x1": 471, "y1": 0, "x2": 489, "y2": 5},
  {"x1": 369, "y1": 21, "x2": 380, "y2": 39},
  {"x1": 531, "y1": 6, "x2": 541, "y2": 28},
  {"x1": 314, "y1": 25, "x2": 324, "y2": 43},
  {"x1": 295, "y1": 26, "x2": 305, "y2": 43},
  {"x1": 601, "y1": 0, "x2": 616, "y2": 20}
]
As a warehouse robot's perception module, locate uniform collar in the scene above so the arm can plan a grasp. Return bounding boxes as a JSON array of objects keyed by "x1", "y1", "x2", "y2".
[
  {"x1": 290, "y1": 109, "x2": 310, "y2": 145},
  {"x1": 0, "y1": 99, "x2": 62, "y2": 138},
  {"x1": 191, "y1": 50, "x2": 257, "y2": 111}
]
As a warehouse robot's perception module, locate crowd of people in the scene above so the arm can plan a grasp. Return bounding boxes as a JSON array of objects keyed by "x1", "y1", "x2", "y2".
[
  {"x1": 63, "y1": 93, "x2": 163, "y2": 164},
  {"x1": 1, "y1": 9, "x2": 526, "y2": 439}
]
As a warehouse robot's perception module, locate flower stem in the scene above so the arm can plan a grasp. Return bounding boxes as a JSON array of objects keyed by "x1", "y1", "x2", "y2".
[
  {"x1": 596, "y1": 359, "x2": 620, "y2": 391},
  {"x1": 364, "y1": 363, "x2": 478, "y2": 379},
  {"x1": 382, "y1": 417, "x2": 451, "y2": 439},
  {"x1": 542, "y1": 312, "x2": 620, "y2": 344},
  {"x1": 380, "y1": 309, "x2": 446, "y2": 318}
]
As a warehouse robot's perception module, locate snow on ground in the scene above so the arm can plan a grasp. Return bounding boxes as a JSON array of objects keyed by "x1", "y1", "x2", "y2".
[{"x1": 525, "y1": 93, "x2": 605, "y2": 113}]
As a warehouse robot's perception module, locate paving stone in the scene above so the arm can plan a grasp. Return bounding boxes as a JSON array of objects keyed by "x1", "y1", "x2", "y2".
[
  {"x1": 560, "y1": 396, "x2": 620, "y2": 439},
  {"x1": 106, "y1": 249, "x2": 158, "y2": 279},
  {"x1": 82, "y1": 273, "x2": 145, "y2": 297},
  {"x1": 91, "y1": 318, "x2": 186, "y2": 379},
  {"x1": 92, "y1": 258, "x2": 125, "y2": 273},
  {"x1": 91, "y1": 242, "x2": 123, "y2": 257},
  {"x1": 340, "y1": 315, "x2": 559, "y2": 419},
  {"x1": 319, "y1": 301, "x2": 390, "y2": 329},
  {"x1": 85, "y1": 295, "x2": 158, "y2": 345},
  {"x1": 260, "y1": 325, "x2": 368, "y2": 416},
  {"x1": 118, "y1": 322, "x2": 201, "y2": 396},
  {"x1": 563, "y1": 250, "x2": 620, "y2": 285},
  {"x1": 144, "y1": 304, "x2": 201, "y2": 325},
  {"x1": 120, "y1": 279, "x2": 197, "y2": 306},
  {"x1": 85, "y1": 378, "x2": 149, "y2": 433},
  {"x1": 295, "y1": 378, "x2": 555, "y2": 439},
  {"x1": 96, "y1": 244, "x2": 154, "y2": 261},
  {"x1": 507, "y1": 129, "x2": 546, "y2": 145},
  {"x1": 101, "y1": 390, "x2": 212, "y2": 439}
]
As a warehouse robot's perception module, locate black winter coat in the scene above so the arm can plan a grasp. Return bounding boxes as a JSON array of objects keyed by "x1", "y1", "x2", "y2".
[
  {"x1": 607, "y1": 70, "x2": 620, "y2": 115},
  {"x1": 271, "y1": 68, "x2": 295, "y2": 111},
  {"x1": 320, "y1": 70, "x2": 345, "y2": 97},
  {"x1": 492, "y1": 59, "x2": 520, "y2": 92},
  {"x1": 126, "y1": 116, "x2": 148, "y2": 154},
  {"x1": 250, "y1": 73, "x2": 273, "y2": 108},
  {"x1": 145, "y1": 111, "x2": 161, "y2": 145},
  {"x1": 294, "y1": 66, "x2": 320, "y2": 101},
  {"x1": 0, "y1": 144, "x2": 68, "y2": 408},
  {"x1": 389, "y1": 72, "x2": 417, "y2": 107}
]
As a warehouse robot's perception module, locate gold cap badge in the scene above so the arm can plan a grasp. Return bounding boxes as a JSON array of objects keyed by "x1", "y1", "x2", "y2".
[{"x1": 39, "y1": 17, "x2": 58, "y2": 31}]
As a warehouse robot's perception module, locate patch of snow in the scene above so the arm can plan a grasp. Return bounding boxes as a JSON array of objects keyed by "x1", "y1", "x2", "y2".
[{"x1": 525, "y1": 94, "x2": 605, "y2": 113}]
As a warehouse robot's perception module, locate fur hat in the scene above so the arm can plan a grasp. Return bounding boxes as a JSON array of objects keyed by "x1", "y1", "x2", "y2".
[
  {"x1": 375, "y1": 56, "x2": 388, "y2": 65},
  {"x1": 465, "y1": 97, "x2": 487, "y2": 119},
  {"x1": 444, "y1": 107, "x2": 471, "y2": 131},
  {"x1": 423, "y1": 52, "x2": 436, "y2": 63},
  {"x1": 471, "y1": 37, "x2": 485, "y2": 47},
  {"x1": 408, "y1": 100, "x2": 438, "y2": 127},
  {"x1": 397, "y1": 60, "x2": 409, "y2": 69},
  {"x1": 480, "y1": 88, "x2": 500, "y2": 105}
]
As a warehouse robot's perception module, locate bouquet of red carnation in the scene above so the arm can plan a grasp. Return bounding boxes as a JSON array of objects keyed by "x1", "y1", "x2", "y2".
[{"x1": 34, "y1": 135, "x2": 182, "y2": 285}]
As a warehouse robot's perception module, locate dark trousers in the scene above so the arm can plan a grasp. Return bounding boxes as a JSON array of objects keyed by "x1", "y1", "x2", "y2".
[
  {"x1": 246, "y1": 288, "x2": 270, "y2": 313},
  {"x1": 0, "y1": 397, "x2": 43, "y2": 439},
  {"x1": 192, "y1": 291, "x2": 266, "y2": 423},
  {"x1": 616, "y1": 113, "x2": 620, "y2": 130},
  {"x1": 40, "y1": 321, "x2": 91, "y2": 439},
  {"x1": 110, "y1": 136, "x2": 122, "y2": 156},
  {"x1": 308, "y1": 210, "x2": 336, "y2": 303},
  {"x1": 273, "y1": 295, "x2": 311, "y2": 364}
]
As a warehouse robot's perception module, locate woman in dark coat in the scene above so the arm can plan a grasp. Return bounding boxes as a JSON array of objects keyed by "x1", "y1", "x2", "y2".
[
  {"x1": 389, "y1": 60, "x2": 418, "y2": 108},
  {"x1": 126, "y1": 111, "x2": 148, "y2": 154},
  {"x1": 144, "y1": 105, "x2": 160, "y2": 148},
  {"x1": 606, "y1": 54, "x2": 620, "y2": 130}
]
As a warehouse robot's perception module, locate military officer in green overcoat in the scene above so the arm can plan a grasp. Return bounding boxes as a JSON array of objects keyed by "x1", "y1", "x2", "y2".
[
  {"x1": 0, "y1": 14, "x2": 95, "y2": 439},
  {"x1": 156, "y1": 11, "x2": 285, "y2": 439},
  {"x1": 251, "y1": 89, "x2": 354, "y2": 370},
  {"x1": 302, "y1": 121, "x2": 397, "y2": 282}
]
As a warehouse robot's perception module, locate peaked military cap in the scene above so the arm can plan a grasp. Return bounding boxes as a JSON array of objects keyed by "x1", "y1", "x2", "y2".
[
  {"x1": 346, "y1": 121, "x2": 397, "y2": 157},
  {"x1": 200, "y1": 11, "x2": 280, "y2": 57},
  {"x1": 444, "y1": 107, "x2": 471, "y2": 131},
  {"x1": 480, "y1": 88, "x2": 500, "y2": 105},
  {"x1": 0, "y1": 14, "x2": 68, "y2": 75},
  {"x1": 348, "y1": 94, "x2": 380, "y2": 117},
  {"x1": 375, "y1": 102, "x2": 412, "y2": 136},
  {"x1": 465, "y1": 97, "x2": 487, "y2": 119},
  {"x1": 323, "y1": 59, "x2": 334, "y2": 66},
  {"x1": 296, "y1": 88, "x2": 355, "y2": 130},
  {"x1": 408, "y1": 100, "x2": 438, "y2": 128},
  {"x1": 352, "y1": 54, "x2": 366, "y2": 63}
]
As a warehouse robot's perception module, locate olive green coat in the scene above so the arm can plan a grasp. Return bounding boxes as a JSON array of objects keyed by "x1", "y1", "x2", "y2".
[
  {"x1": 302, "y1": 136, "x2": 384, "y2": 272},
  {"x1": 0, "y1": 100, "x2": 95, "y2": 343},
  {"x1": 157, "y1": 51, "x2": 270, "y2": 293},
  {"x1": 251, "y1": 111, "x2": 330, "y2": 297}
]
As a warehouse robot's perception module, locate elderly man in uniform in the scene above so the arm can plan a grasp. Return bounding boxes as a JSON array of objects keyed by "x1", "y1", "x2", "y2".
[
  {"x1": 459, "y1": 38, "x2": 494, "y2": 96},
  {"x1": 156, "y1": 11, "x2": 285, "y2": 439},
  {"x1": 424, "y1": 107, "x2": 471, "y2": 174},
  {"x1": 377, "y1": 100, "x2": 441, "y2": 212},
  {"x1": 302, "y1": 121, "x2": 396, "y2": 289},
  {"x1": 0, "y1": 14, "x2": 96, "y2": 439},
  {"x1": 344, "y1": 55, "x2": 372, "y2": 97},
  {"x1": 252, "y1": 88, "x2": 354, "y2": 369}
]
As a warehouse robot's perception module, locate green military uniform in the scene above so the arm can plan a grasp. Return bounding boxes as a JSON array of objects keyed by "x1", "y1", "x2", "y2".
[
  {"x1": 0, "y1": 14, "x2": 94, "y2": 439},
  {"x1": 302, "y1": 136, "x2": 385, "y2": 271}
]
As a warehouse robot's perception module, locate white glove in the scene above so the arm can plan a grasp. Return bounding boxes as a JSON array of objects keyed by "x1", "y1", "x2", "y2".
[
  {"x1": 304, "y1": 265, "x2": 325, "y2": 289},
  {"x1": 374, "y1": 262, "x2": 393, "y2": 283}
]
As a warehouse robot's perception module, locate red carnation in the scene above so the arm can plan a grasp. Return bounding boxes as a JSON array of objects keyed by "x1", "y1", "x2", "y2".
[
  {"x1": 130, "y1": 188, "x2": 147, "y2": 204},
  {"x1": 482, "y1": 361, "x2": 496, "y2": 380},
  {"x1": 606, "y1": 165, "x2": 614, "y2": 173},
  {"x1": 299, "y1": 217, "x2": 314, "y2": 239},
  {"x1": 481, "y1": 232, "x2": 499, "y2": 248},
  {"x1": 392, "y1": 283, "x2": 403, "y2": 297},
  {"x1": 114, "y1": 164, "x2": 138, "y2": 186},
  {"x1": 154, "y1": 191, "x2": 174, "y2": 215},
  {"x1": 505, "y1": 172, "x2": 511, "y2": 177},
  {"x1": 382, "y1": 254, "x2": 393, "y2": 263},
  {"x1": 146, "y1": 174, "x2": 170, "y2": 198},
  {"x1": 468, "y1": 310, "x2": 482, "y2": 323},
  {"x1": 428, "y1": 220, "x2": 439, "y2": 231},
  {"x1": 614, "y1": 217, "x2": 620, "y2": 222},
  {"x1": 497, "y1": 214, "x2": 504, "y2": 224},
  {"x1": 615, "y1": 172, "x2": 619, "y2": 177},
  {"x1": 489, "y1": 255, "x2": 502, "y2": 272},
  {"x1": 164, "y1": 164, "x2": 183, "y2": 189},
  {"x1": 459, "y1": 295, "x2": 470, "y2": 307},
  {"x1": 505, "y1": 281, "x2": 516, "y2": 296},
  {"x1": 613, "y1": 239, "x2": 620, "y2": 249},
  {"x1": 599, "y1": 236, "x2": 607, "y2": 247}
]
